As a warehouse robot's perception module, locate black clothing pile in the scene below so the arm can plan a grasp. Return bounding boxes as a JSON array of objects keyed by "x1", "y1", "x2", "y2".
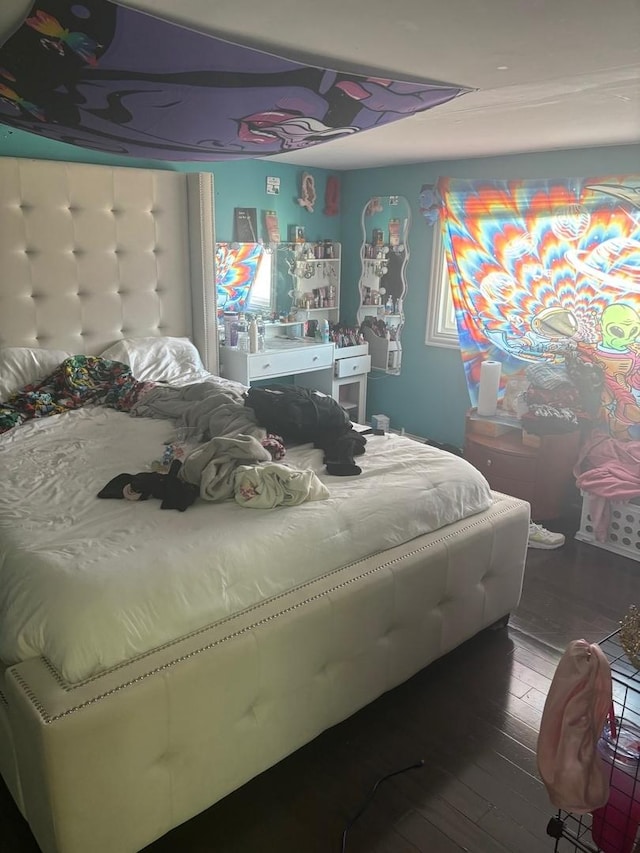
[
  {"x1": 98, "y1": 460, "x2": 198, "y2": 511},
  {"x1": 245, "y1": 384, "x2": 366, "y2": 475}
]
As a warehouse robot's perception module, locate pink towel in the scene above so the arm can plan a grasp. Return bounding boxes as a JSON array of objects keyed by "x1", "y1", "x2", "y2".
[
  {"x1": 574, "y1": 432, "x2": 640, "y2": 541},
  {"x1": 537, "y1": 639, "x2": 612, "y2": 813}
]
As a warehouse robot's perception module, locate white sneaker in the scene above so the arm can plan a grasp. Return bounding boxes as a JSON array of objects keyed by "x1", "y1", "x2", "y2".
[{"x1": 528, "y1": 522, "x2": 565, "y2": 550}]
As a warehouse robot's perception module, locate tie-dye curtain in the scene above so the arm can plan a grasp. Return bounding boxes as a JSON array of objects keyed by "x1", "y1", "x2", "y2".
[{"x1": 437, "y1": 176, "x2": 640, "y2": 439}]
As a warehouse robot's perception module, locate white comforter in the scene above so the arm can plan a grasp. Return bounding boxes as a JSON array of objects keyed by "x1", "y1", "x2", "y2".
[{"x1": 0, "y1": 407, "x2": 492, "y2": 683}]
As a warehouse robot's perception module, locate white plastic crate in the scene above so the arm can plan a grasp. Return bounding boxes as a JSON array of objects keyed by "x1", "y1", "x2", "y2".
[{"x1": 576, "y1": 492, "x2": 640, "y2": 561}]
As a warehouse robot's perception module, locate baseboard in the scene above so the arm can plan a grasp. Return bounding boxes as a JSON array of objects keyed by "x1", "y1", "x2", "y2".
[{"x1": 389, "y1": 428, "x2": 427, "y2": 443}]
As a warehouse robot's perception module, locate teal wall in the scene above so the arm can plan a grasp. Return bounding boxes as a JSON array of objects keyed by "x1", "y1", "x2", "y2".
[
  {"x1": 0, "y1": 128, "x2": 341, "y2": 245},
  {"x1": 1, "y1": 125, "x2": 638, "y2": 445}
]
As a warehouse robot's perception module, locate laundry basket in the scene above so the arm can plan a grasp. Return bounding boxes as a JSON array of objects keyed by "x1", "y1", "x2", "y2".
[{"x1": 576, "y1": 493, "x2": 640, "y2": 562}]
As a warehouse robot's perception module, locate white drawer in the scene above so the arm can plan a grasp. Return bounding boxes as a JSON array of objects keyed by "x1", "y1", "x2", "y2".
[
  {"x1": 334, "y1": 344, "x2": 369, "y2": 361},
  {"x1": 334, "y1": 354, "x2": 371, "y2": 378},
  {"x1": 248, "y1": 344, "x2": 333, "y2": 379}
]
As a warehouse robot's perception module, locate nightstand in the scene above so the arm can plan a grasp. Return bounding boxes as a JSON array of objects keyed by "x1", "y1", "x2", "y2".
[{"x1": 464, "y1": 414, "x2": 581, "y2": 520}]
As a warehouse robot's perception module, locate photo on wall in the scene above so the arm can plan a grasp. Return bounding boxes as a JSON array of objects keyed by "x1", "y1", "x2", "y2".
[
  {"x1": 263, "y1": 210, "x2": 281, "y2": 243},
  {"x1": 234, "y1": 207, "x2": 258, "y2": 242}
]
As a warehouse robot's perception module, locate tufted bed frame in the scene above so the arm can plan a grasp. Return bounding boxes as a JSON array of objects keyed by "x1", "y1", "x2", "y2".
[{"x1": 0, "y1": 157, "x2": 530, "y2": 853}]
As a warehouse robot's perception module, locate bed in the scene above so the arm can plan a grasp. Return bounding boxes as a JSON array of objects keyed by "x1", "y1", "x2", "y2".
[{"x1": 0, "y1": 156, "x2": 530, "y2": 853}]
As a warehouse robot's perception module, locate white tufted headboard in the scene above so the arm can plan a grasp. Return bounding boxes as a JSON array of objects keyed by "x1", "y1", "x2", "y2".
[{"x1": 0, "y1": 157, "x2": 217, "y2": 373}]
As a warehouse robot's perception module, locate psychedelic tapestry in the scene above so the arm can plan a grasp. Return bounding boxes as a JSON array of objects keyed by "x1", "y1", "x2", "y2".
[
  {"x1": 437, "y1": 176, "x2": 640, "y2": 438},
  {"x1": 0, "y1": 0, "x2": 467, "y2": 161}
]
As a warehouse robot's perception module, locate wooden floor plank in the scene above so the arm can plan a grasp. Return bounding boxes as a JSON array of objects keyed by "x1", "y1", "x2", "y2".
[{"x1": 393, "y1": 808, "x2": 467, "y2": 853}]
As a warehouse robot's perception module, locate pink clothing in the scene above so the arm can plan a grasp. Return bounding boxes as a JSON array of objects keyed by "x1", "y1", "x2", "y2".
[
  {"x1": 537, "y1": 639, "x2": 612, "y2": 813},
  {"x1": 574, "y1": 432, "x2": 640, "y2": 542}
]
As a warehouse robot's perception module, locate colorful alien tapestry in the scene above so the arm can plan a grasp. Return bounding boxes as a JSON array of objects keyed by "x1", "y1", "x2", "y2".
[
  {"x1": 438, "y1": 176, "x2": 640, "y2": 439},
  {"x1": 215, "y1": 243, "x2": 265, "y2": 316},
  {"x1": 0, "y1": 0, "x2": 467, "y2": 161}
]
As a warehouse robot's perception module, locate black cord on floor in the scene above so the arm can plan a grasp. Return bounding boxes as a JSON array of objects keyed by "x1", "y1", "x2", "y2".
[{"x1": 340, "y1": 759, "x2": 424, "y2": 853}]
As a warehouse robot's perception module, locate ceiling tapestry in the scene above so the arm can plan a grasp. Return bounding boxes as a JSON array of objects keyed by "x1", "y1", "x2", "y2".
[{"x1": 0, "y1": 0, "x2": 468, "y2": 161}]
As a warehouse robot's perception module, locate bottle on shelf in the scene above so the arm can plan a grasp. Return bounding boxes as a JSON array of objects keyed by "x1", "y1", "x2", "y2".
[
  {"x1": 248, "y1": 316, "x2": 259, "y2": 354},
  {"x1": 233, "y1": 312, "x2": 247, "y2": 350},
  {"x1": 256, "y1": 316, "x2": 266, "y2": 352},
  {"x1": 320, "y1": 318, "x2": 330, "y2": 344}
]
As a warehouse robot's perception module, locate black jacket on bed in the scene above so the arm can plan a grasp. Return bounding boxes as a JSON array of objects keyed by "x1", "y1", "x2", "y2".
[{"x1": 245, "y1": 385, "x2": 366, "y2": 475}]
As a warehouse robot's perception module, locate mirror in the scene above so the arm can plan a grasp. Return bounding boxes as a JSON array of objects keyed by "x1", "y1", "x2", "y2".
[
  {"x1": 274, "y1": 244, "x2": 297, "y2": 317},
  {"x1": 357, "y1": 196, "x2": 410, "y2": 374},
  {"x1": 215, "y1": 242, "x2": 275, "y2": 316}
]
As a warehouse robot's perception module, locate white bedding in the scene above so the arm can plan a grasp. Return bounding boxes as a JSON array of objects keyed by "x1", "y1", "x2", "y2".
[{"x1": 0, "y1": 403, "x2": 492, "y2": 683}]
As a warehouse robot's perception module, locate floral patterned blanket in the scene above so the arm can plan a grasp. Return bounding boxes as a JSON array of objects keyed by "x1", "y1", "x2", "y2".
[{"x1": 0, "y1": 356, "x2": 156, "y2": 434}]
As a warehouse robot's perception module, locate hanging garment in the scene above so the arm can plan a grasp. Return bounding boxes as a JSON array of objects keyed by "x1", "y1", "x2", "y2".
[{"x1": 537, "y1": 639, "x2": 612, "y2": 813}]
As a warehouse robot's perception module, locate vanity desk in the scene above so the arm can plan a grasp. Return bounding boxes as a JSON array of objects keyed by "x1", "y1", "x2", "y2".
[
  {"x1": 219, "y1": 336, "x2": 334, "y2": 385},
  {"x1": 219, "y1": 337, "x2": 370, "y2": 424},
  {"x1": 217, "y1": 239, "x2": 371, "y2": 423},
  {"x1": 295, "y1": 343, "x2": 370, "y2": 424}
]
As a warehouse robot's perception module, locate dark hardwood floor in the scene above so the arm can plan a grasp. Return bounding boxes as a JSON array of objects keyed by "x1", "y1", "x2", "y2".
[{"x1": 3, "y1": 506, "x2": 640, "y2": 853}]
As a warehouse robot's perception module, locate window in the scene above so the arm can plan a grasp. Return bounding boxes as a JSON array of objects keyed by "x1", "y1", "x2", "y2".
[
  {"x1": 425, "y1": 227, "x2": 459, "y2": 348},
  {"x1": 247, "y1": 247, "x2": 273, "y2": 314}
]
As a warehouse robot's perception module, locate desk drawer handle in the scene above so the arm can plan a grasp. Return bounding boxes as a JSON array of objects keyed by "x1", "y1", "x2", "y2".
[
  {"x1": 352, "y1": 364, "x2": 358, "y2": 371},
  {"x1": 312, "y1": 356, "x2": 318, "y2": 361},
  {"x1": 262, "y1": 362, "x2": 271, "y2": 369}
]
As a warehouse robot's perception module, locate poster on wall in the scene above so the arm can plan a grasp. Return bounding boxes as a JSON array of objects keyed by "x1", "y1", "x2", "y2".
[
  {"x1": 438, "y1": 176, "x2": 640, "y2": 439},
  {"x1": 233, "y1": 208, "x2": 258, "y2": 242}
]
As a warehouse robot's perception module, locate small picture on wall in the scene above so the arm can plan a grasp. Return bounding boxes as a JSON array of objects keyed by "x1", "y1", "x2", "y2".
[
  {"x1": 264, "y1": 210, "x2": 281, "y2": 243},
  {"x1": 288, "y1": 224, "x2": 305, "y2": 243},
  {"x1": 234, "y1": 207, "x2": 258, "y2": 242}
]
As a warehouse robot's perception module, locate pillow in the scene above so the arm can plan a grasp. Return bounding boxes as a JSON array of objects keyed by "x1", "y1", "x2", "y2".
[
  {"x1": 99, "y1": 336, "x2": 208, "y2": 384},
  {"x1": 0, "y1": 346, "x2": 72, "y2": 400}
]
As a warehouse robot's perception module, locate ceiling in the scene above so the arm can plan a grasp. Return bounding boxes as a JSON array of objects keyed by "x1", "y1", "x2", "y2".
[{"x1": 2, "y1": 0, "x2": 640, "y2": 169}]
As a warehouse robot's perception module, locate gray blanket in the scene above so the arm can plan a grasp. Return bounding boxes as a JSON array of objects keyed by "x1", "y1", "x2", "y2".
[
  {"x1": 131, "y1": 379, "x2": 266, "y2": 443},
  {"x1": 181, "y1": 434, "x2": 271, "y2": 501}
]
